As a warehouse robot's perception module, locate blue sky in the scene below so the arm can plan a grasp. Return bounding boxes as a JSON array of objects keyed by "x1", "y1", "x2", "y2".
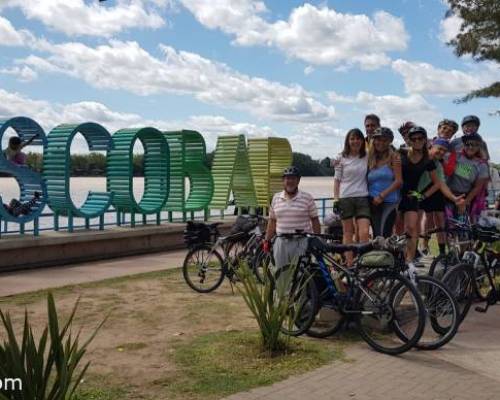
[{"x1": 0, "y1": 0, "x2": 498, "y2": 159}]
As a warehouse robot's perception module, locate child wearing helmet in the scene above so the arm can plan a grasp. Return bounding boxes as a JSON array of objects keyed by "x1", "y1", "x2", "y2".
[{"x1": 450, "y1": 115, "x2": 489, "y2": 160}]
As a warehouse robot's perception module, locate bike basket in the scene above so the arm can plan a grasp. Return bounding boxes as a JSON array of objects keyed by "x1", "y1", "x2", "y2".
[
  {"x1": 230, "y1": 215, "x2": 258, "y2": 234},
  {"x1": 357, "y1": 250, "x2": 395, "y2": 269},
  {"x1": 183, "y1": 222, "x2": 211, "y2": 246}
]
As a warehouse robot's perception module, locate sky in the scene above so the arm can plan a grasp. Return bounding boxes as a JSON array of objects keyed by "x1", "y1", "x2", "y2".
[{"x1": 0, "y1": 0, "x2": 498, "y2": 160}]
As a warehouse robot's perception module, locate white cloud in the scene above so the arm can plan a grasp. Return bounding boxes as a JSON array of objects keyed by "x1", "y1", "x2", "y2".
[
  {"x1": 327, "y1": 91, "x2": 356, "y2": 104},
  {"x1": 392, "y1": 59, "x2": 497, "y2": 96},
  {"x1": 0, "y1": 15, "x2": 32, "y2": 46},
  {"x1": 15, "y1": 38, "x2": 335, "y2": 123},
  {"x1": 328, "y1": 90, "x2": 441, "y2": 134},
  {"x1": 180, "y1": 2, "x2": 409, "y2": 69},
  {"x1": 2, "y1": 0, "x2": 166, "y2": 37},
  {"x1": 304, "y1": 66, "x2": 314, "y2": 76},
  {"x1": 0, "y1": 65, "x2": 38, "y2": 82},
  {"x1": 439, "y1": 13, "x2": 462, "y2": 43},
  {"x1": 0, "y1": 89, "x2": 277, "y2": 152}
]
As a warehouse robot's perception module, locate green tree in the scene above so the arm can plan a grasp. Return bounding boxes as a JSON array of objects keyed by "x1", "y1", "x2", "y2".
[{"x1": 445, "y1": 0, "x2": 500, "y2": 104}]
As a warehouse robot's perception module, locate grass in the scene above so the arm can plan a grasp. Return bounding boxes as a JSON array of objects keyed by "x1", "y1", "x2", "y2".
[{"x1": 161, "y1": 331, "x2": 343, "y2": 400}]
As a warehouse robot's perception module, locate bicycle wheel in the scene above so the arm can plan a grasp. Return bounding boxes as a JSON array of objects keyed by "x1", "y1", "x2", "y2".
[
  {"x1": 429, "y1": 253, "x2": 459, "y2": 280},
  {"x1": 355, "y1": 270, "x2": 425, "y2": 355},
  {"x1": 442, "y1": 263, "x2": 474, "y2": 323},
  {"x1": 306, "y1": 265, "x2": 345, "y2": 338},
  {"x1": 251, "y1": 247, "x2": 271, "y2": 284},
  {"x1": 393, "y1": 275, "x2": 459, "y2": 350},
  {"x1": 474, "y1": 262, "x2": 492, "y2": 301},
  {"x1": 272, "y1": 264, "x2": 319, "y2": 337},
  {"x1": 182, "y1": 245, "x2": 225, "y2": 293}
]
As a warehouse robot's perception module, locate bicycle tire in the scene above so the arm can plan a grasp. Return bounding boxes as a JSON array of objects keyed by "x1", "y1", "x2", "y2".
[
  {"x1": 393, "y1": 275, "x2": 460, "y2": 351},
  {"x1": 182, "y1": 245, "x2": 225, "y2": 293},
  {"x1": 271, "y1": 264, "x2": 319, "y2": 337},
  {"x1": 442, "y1": 263, "x2": 474, "y2": 323},
  {"x1": 428, "y1": 253, "x2": 459, "y2": 280},
  {"x1": 251, "y1": 247, "x2": 270, "y2": 284},
  {"x1": 355, "y1": 270, "x2": 426, "y2": 355}
]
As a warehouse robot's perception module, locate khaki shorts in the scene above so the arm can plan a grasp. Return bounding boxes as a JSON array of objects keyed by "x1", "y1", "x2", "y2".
[{"x1": 338, "y1": 197, "x2": 371, "y2": 220}]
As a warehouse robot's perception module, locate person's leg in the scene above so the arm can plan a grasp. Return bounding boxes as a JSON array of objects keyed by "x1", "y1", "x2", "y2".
[
  {"x1": 435, "y1": 211, "x2": 446, "y2": 255},
  {"x1": 404, "y1": 211, "x2": 419, "y2": 262},
  {"x1": 380, "y1": 203, "x2": 398, "y2": 238},
  {"x1": 370, "y1": 202, "x2": 383, "y2": 238},
  {"x1": 421, "y1": 211, "x2": 434, "y2": 254},
  {"x1": 356, "y1": 218, "x2": 371, "y2": 243},
  {"x1": 394, "y1": 211, "x2": 404, "y2": 235},
  {"x1": 341, "y1": 218, "x2": 355, "y2": 266}
]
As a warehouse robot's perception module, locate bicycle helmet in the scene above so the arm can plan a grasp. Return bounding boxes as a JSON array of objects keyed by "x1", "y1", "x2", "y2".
[
  {"x1": 372, "y1": 127, "x2": 394, "y2": 142},
  {"x1": 408, "y1": 126, "x2": 427, "y2": 139},
  {"x1": 461, "y1": 115, "x2": 480, "y2": 127},
  {"x1": 398, "y1": 121, "x2": 415, "y2": 136},
  {"x1": 462, "y1": 132, "x2": 482, "y2": 144},
  {"x1": 282, "y1": 166, "x2": 301, "y2": 178},
  {"x1": 432, "y1": 137, "x2": 450, "y2": 150},
  {"x1": 438, "y1": 119, "x2": 459, "y2": 132}
]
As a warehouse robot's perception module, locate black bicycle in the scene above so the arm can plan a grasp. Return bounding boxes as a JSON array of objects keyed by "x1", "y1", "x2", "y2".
[{"x1": 271, "y1": 233, "x2": 426, "y2": 355}]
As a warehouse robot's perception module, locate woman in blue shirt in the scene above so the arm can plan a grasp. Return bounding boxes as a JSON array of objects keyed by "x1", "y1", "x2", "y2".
[{"x1": 367, "y1": 127, "x2": 402, "y2": 237}]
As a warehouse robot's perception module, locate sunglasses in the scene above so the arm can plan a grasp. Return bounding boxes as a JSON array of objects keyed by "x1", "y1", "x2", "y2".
[
  {"x1": 410, "y1": 136, "x2": 425, "y2": 142},
  {"x1": 464, "y1": 142, "x2": 480, "y2": 148}
]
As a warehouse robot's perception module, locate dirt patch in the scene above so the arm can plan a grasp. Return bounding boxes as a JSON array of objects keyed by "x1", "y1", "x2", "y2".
[{"x1": 0, "y1": 269, "x2": 261, "y2": 398}]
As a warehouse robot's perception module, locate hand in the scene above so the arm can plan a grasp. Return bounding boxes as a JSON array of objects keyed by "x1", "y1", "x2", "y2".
[
  {"x1": 372, "y1": 195, "x2": 383, "y2": 206},
  {"x1": 331, "y1": 158, "x2": 340, "y2": 168},
  {"x1": 408, "y1": 191, "x2": 424, "y2": 202},
  {"x1": 454, "y1": 195, "x2": 465, "y2": 207},
  {"x1": 262, "y1": 240, "x2": 271, "y2": 253},
  {"x1": 333, "y1": 200, "x2": 341, "y2": 214}
]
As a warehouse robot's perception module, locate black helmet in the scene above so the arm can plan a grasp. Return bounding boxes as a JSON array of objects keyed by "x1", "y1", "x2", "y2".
[
  {"x1": 438, "y1": 119, "x2": 459, "y2": 132},
  {"x1": 408, "y1": 126, "x2": 427, "y2": 139},
  {"x1": 282, "y1": 166, "x2": 301, "y2": 178},
  {"x1": 372, "y1": 127, "x2": 394, "y2": 142},
  {"x1": 461, "y1": 115, "x2": 480, "y2": 127},
  {"x1": 462, "y1": 132, "x2": 482, "y2": 144}
]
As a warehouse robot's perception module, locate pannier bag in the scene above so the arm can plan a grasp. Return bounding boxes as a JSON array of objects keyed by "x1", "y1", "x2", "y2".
[
  {"x1": 358, "y1": 250, "x2": 395, "y2": 269},
  {"x1": 230, "y1": 215, "x2": 259, "y2": 234},
  {"x1": 183, "y1": 221, "x2": 211, "y2": 247}
]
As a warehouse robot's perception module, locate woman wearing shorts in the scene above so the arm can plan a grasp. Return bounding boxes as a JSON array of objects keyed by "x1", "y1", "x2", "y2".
[
  {"x1": 333, "y1": 128, "x2": 371, "y2": 265},
  {"x1": 367, "y1": 127, "x2": 402, "y2": 238}
]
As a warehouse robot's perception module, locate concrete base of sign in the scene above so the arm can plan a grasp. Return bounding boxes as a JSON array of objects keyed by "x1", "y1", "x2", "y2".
[{"x1": 0, "y1": 220, "x2": 234, "y2": 272}]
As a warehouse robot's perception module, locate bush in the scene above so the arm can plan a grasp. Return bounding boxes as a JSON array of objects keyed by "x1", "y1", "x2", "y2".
[
  {"x1": 0, "y1": 293, "x2": 105, "y2": 400},
  {"x1": 236, "y1": 261, "x2": 302, "y2": 355}
]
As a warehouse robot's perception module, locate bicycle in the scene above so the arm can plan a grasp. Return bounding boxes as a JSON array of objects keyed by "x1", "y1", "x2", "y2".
[
  {"x1": 271, "y1": 232, "x2": 426, "y2": 355},
  {"x1": 182, "y1": 217, "x2": 266, "y2": 292},
  {"x1": 442, "y1": 224, "x2": 500, "y2": 321}
]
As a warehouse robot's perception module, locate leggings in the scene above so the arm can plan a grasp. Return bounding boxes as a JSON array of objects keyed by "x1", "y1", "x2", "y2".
[{"x1": 370, "y1": 202, "x2": 398, "y2": 238}]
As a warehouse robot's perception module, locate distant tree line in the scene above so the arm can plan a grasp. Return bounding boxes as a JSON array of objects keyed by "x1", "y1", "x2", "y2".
[{"x1": 1, "y1": 151, "x2": 334, "y2": 177}]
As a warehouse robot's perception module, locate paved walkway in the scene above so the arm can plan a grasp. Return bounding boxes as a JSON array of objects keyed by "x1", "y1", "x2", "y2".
[
  {"x1": 0, "y1": 250, "x2": 186, "y2": 297},
  {"x1": 225, "y1": 307, "x2": 500, "y2": 400},
  {"x1": 2, "y1": 252, "x2": 500, "y2": 399}
]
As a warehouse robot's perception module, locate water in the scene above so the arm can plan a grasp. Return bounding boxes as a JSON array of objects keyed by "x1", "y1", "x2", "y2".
[{"x1": 0, "y1": 176, "x2": 334, "y2": 231}]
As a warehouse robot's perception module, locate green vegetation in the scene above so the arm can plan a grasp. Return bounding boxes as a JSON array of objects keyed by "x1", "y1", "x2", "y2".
[
  {"x1": 165, "y1": 331, "x2": 342, "y2": 400},
  {"x1": 0, "y1": 293, "x2": 104, "y2": 400},
  {"x1": 445, "y1": 0, "x2": 500, "y2": 106}
]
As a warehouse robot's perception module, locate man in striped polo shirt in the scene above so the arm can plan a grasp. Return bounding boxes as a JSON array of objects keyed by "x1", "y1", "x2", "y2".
[{"x1": 264, "y1": 166, "x2": 320, "y2": 268}]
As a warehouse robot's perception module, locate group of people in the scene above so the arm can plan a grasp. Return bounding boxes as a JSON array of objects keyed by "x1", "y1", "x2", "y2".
[
  {"x1": 263, "y1": 113, "x2": 491, "y2": 270},
  {"x1": 332, "y1": 114, "x2": 489, "y2": 266}
]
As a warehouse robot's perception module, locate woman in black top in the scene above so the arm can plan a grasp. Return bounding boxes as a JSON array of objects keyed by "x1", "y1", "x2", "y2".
[{"x1": 399, "y1": 127, "x2": 440, "y2": 265}]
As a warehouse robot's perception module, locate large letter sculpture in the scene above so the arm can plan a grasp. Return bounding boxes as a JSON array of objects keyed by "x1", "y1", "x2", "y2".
[
  {"x1": 43, "y1": 123, "x2": 113, "y2": 232},
  {"x1": 163, "y1": 130, "x2": 213, "y2": 221},
  {"x1": 107, "y1": 127, "x2": 169, "y2": 226},
  {"x1": 0, "y1": 117, "x2": 47, "y2": 236},
  {"x1": 248, "y1": 138, "x2": 292, "y2": 210},
  {"x1": 209, "y1": 135, "x2": 257, "y2": 211}
]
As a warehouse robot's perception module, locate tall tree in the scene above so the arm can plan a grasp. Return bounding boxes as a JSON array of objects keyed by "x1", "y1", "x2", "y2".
[{"x1": 445, "y1": 0, "x2": 500, "y2": 104}]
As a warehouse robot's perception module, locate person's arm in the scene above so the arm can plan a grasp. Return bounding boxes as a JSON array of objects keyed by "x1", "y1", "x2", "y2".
[
  {"x1": 425, "y1": 170, "x2": 442, "y2": 199},
  {"x1": 20, "y1": 133, "x2": 39, "y2": 149},
  {"x1": 265, "y1": 218, "x2": 276, "y2": 241},
  {"x1": 378, "y1": 153, "x2": 402, "y2": 202},
  {"x1": 333, "y1": 179, "x2": 340, "y2": 201},
  {"x1": 311, "y1": 216, "x2": 321, "y2": 234},
  {"x1": 465, "y1": 178, "x2": 489, "y2": 206},
  {"x1": 333, "y1": 155, "x2": 342, "y2": 201},
  {"x1": 429, "y1": 170, "x2": 462, "y2": 203}
]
